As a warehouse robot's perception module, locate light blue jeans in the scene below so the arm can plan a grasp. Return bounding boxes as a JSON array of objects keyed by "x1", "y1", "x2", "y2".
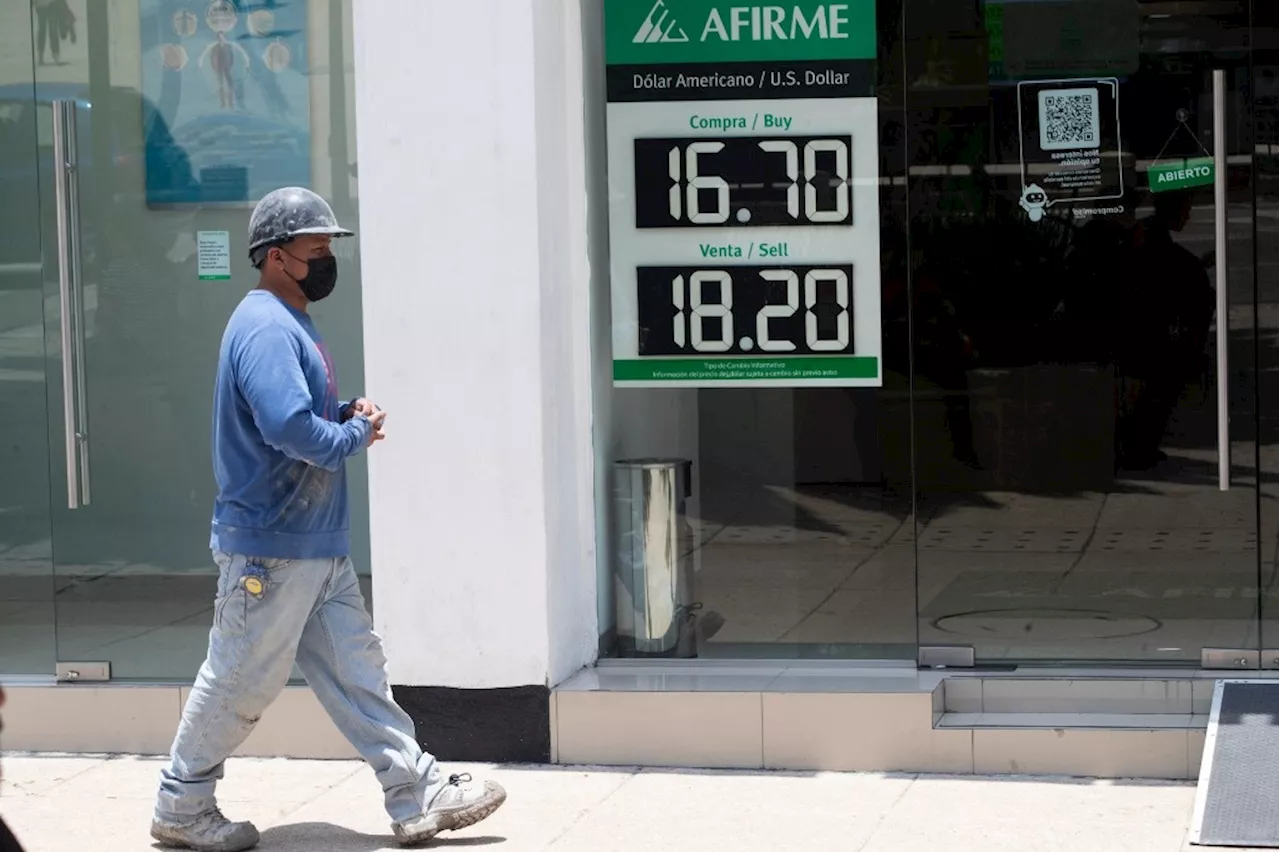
[{"x1": 156, "y1": 552, "x2": 443, "y2": 824}]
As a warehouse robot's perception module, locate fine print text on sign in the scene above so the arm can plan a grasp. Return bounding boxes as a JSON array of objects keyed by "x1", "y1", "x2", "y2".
[
  {"x1": 604, "y1": 0, "x2": 882, "y2": 388},
  {"x1": 196, "y1": 230, "x2": 231, "y2": 280}
]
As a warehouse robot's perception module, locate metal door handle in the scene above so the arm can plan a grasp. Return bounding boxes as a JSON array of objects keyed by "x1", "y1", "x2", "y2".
[
  {"x1": 51, "y1": 99, "x2": 90, "y2": 508},
  {"x1": 1212, "y1": 70, "x2": 1229, "y2": 492}
]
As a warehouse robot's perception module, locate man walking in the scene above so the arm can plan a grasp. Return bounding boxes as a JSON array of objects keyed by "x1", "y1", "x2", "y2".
[{"x1": 152, "y1": 187, "x2": 505, "y2": 851}]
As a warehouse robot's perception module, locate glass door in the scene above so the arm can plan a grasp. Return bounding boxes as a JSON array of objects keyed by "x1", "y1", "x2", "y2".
[
  {"x1": 905, "y1": 0, "x2": 1270, "y2": 665},
  {"x1": 31, "y1": 0, "x2": 369, "y2": 681},
  {"x1": 0, "y1": 2, "x2": 56, "y2": 677},
  {"x1": 1254, "y1": 9, "x2": 1278, "y2": 670}
]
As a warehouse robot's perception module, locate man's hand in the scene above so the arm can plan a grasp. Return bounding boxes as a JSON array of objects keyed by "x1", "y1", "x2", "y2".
[
  {"x1": 342, "y1": 398, "x2": 380, "y2": 422},
  {"x1": 365, "y1": 409, "x2": 387, "y2": 447}
]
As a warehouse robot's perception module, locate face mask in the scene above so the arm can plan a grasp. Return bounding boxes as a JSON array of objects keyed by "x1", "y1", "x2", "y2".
[{"x1": 280, "y1": 249, "x2": 338, "y2": 302}]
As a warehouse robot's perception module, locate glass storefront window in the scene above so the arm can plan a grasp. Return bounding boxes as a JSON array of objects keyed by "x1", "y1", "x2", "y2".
[
  {"x1": 593, "y1": 0, "x2": 1276, "y2": 666},
  {"x1": 0, "y1": 0, "x2": 368, "y2": 680},
  {"x1": 907, "y1": 0, "x2": 1271, "y2": 664},
  {"x1": 0, "y1": 13, "x2": 56, "y2": 673},
  {"x1": 596, "y1": 0, "x2": 915, "y2": 659}
]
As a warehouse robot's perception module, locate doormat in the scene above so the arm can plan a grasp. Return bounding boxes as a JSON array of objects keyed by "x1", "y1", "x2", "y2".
[{"x1": 1189, "y1": 680, "x2": 1279, "y2": 848}]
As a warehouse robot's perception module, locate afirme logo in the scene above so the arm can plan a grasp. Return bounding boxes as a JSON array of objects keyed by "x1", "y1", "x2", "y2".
[
  {"x1": 634, "y1": 1, "x2": 690, "y2": 43},
  {"x1": 633, "y1": 1, "x2": 854, "y2": 45}
]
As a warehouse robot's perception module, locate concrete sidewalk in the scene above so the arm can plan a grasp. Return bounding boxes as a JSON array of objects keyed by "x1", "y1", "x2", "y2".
[{"x1": 0, "y1": 755, "x2": 1252, "y2": 852}]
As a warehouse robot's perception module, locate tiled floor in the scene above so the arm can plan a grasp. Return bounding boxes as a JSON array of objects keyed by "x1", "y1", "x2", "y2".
[
  {"x1": 3, "y1": 467, "x2": 1276, "y2": 674},
  {"x1": 675, "y1": 453, "x2": 1277, "y2": 661},
  {"x1": 5, "y1": 469, "x2": 1273, "y2": 673}
]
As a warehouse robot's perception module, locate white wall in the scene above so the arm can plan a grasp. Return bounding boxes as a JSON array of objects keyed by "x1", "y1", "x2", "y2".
[{"x1": 353, "y1": 0, "x2": 599, "y2": 689}]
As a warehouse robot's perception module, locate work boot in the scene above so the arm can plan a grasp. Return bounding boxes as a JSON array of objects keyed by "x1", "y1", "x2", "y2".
[
  {"x1": 150, "y1": 808, "x2": 260, "y2": 852},
  {"x1": 392, "y1": 773, "x2": 507, "y2": 846}
]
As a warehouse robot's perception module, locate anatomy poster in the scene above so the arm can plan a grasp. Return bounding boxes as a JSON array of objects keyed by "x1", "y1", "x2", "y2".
[{"x1": 140, "y1": 0, "x2": 311, "y2": 207}]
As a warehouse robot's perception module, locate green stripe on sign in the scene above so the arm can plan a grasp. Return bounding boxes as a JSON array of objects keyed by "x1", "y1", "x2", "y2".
[
  {"x1": 605, "y1": 0, "x2": 876, "y2": 65},
  {"x1": 1149, "y1": 157, "x2": 1214, "y2": 193},
  {"x1": 614, "y1": 356, "x2": 878, "y2": 382}
]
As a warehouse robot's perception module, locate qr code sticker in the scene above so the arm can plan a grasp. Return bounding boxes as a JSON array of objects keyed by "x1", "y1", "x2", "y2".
[{"x1": 1038, "y1": 87, "x2": 1100, "y2": 151}]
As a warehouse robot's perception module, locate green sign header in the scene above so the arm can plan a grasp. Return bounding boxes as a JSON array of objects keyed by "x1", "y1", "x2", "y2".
[
  {"x1": 605, "y1": 0, "x2": 875, "y2": 65},
  {"x1": 1149, "y1": 157, "x2": 1215, "y2": 193}
]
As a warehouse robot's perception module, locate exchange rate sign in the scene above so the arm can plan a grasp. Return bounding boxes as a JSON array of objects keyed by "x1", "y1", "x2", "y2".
[{"x1": 605, "y1": 0, "x2": 882, "y2": 387}]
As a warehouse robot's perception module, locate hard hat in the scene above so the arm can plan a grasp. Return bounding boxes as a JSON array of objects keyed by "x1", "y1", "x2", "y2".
[{"x1": 247, "y1": 186, "x2": 353, "y2": 264}]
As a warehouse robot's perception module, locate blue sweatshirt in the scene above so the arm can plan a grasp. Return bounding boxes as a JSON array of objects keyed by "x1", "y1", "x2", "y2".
[{"x1": 209, "y1": 290, "x2": 371, "y2": 559}]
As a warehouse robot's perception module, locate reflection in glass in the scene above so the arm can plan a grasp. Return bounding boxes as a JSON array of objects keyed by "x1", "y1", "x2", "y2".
[
  {"x1": 602, "y1": 4, "x2": 915, "y2": 657},
  {"x1": 907, "y1": 0, "x2": 1268, "y2": 663},
  {"x1": 0, "y1": 2, "x2": 55, "y2": 675},
  {"x1": 0, "y1": 0, "x2": 370, "y2": 681},
  {"x1": 610, "y1": 383, "x2": 917, "y2": 659},
  {"x1": 1252, "y1": 27, "x2": 1278, "y2": 660}
]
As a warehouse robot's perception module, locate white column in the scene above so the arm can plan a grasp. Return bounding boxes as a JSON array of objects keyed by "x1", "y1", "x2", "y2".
[{"x1": 352, "y1": 0, "x2": 599, "y2": 690}]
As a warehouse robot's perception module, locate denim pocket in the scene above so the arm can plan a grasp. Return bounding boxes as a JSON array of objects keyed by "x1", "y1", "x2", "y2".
[
  {"x1": 212, "y1": 554, "x2": 299, "y2": 634},
  {"x1": 212, "y1": 555, "x2": 276, "y2": 633},
  {"x1": 213, "y1": 571, "x2": 236, "y2": 633},
  {"x1": 211, "y1": 552, "x2": 235, "y2": 630}
]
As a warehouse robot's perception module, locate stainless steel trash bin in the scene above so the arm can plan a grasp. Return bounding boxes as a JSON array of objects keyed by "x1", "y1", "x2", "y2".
[{"x1": 614, "y1": 458, "x2": 697, "y2": 658}]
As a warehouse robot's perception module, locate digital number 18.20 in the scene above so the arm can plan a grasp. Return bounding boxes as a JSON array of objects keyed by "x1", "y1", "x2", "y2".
[{"x1": 671, "y1": 268, "x2": 850, "y2": 353}]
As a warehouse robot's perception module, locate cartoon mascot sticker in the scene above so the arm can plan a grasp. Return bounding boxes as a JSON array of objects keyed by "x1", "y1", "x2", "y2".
[{"x1": 1020, "y1": 184, "x2": 1050, "y2": 223}]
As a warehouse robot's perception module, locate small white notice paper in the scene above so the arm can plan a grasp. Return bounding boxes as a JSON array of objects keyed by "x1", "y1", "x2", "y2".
[{"x1": 197, "y1": 230, "x2": 231, "y2": 280}]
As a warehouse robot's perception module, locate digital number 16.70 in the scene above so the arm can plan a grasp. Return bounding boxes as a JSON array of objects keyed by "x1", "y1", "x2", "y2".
[{"x1": 668, "y1": 139, "x2": 850, "y2": 225}]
